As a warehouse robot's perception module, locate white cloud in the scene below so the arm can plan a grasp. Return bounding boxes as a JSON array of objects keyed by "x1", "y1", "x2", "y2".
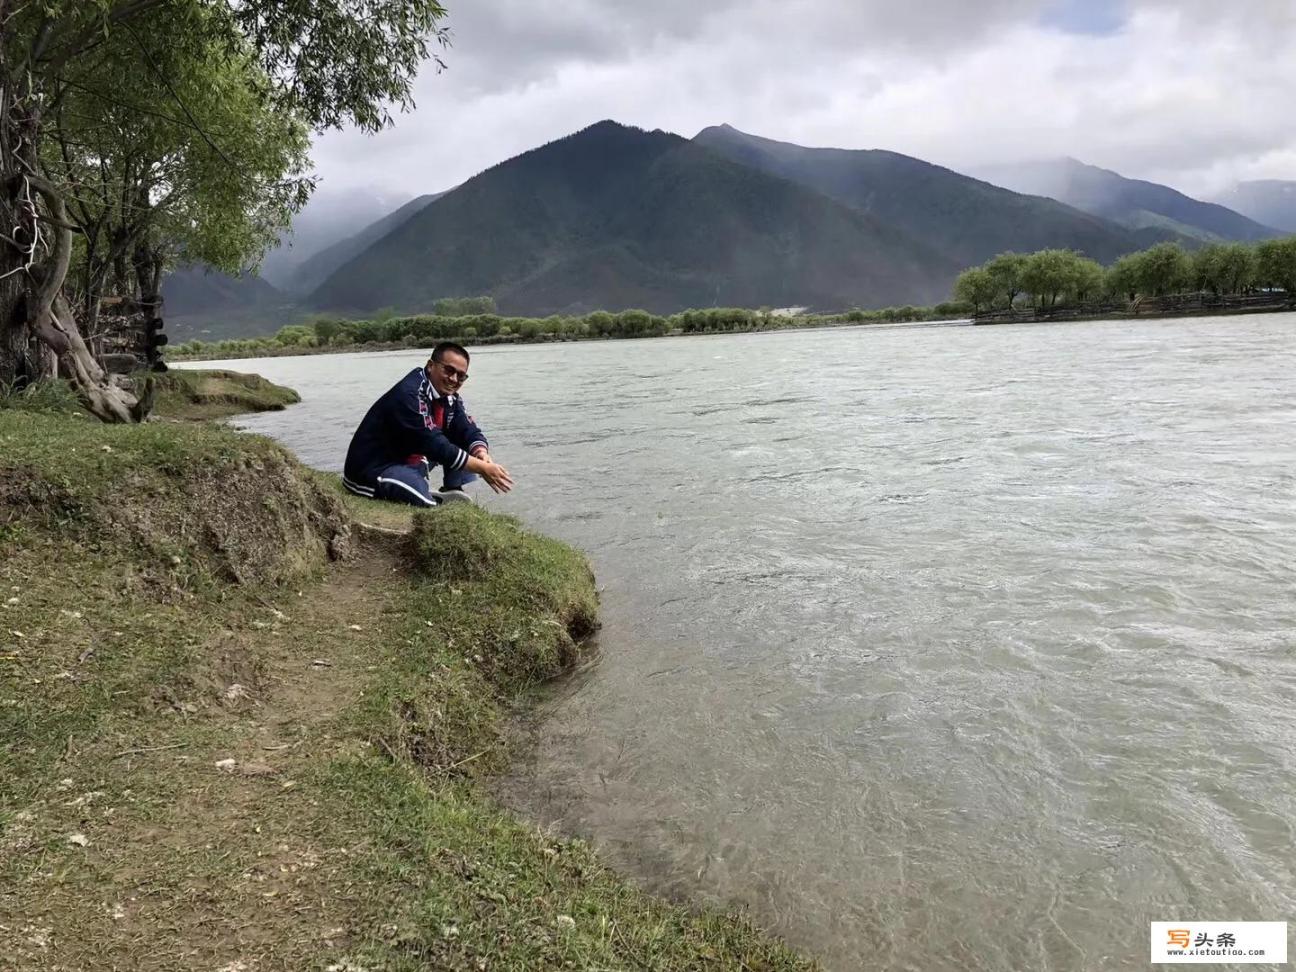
[{"x1": 310, "y1": 0, "x2": 1296, "y2": 201}]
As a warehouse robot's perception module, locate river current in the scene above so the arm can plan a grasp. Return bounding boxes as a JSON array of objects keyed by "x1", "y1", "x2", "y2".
[{"x1": 188, "y1": 315, "x2": 1296, "y2": 970}]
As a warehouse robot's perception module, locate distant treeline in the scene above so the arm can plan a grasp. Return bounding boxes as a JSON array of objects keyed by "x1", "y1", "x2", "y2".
[
  {"x1": 168, "y1": 301, "x2": 972, "y2": 359},
  {"x1": 955, "y1": 238, "x2": 1296, "y2": 314}
]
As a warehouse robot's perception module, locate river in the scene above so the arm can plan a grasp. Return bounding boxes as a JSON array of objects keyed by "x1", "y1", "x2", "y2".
[{"x1": 184, "y1": 314, "x2": 1296, "y2": 970}]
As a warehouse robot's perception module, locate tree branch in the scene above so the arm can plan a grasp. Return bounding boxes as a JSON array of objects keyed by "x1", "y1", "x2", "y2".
[
  {"x1": 41, "y1": 0, "x2": 171, "y2": 77},
  {"x1": 124, "y1": 20, "x2": 233, "y2": 166}
]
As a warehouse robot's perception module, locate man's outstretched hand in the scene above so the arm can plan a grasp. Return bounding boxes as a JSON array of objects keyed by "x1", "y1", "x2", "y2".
[
  {"x1": 468, "y1": 453, "x2": 513, "y2": 493},
  {"x1": 480, "y1": 460, "x2": 513, "y2": 494}
]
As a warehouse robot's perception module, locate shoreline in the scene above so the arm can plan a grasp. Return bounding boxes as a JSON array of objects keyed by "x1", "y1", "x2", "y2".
[
  {"x1": 973, "y1": 297, "x2": 1294, "y2": 326},
  {"x1": 169, "y1": 299, "x2": 1296, "y2": 364},
  {"x1": 0, "y1": 381, "x2": 817, "y2": 970},
  {"x1": 166, "y1": 313, "x2": 967, "y2": 363}
]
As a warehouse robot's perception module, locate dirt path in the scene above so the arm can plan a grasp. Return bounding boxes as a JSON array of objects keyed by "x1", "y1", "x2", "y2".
[{"x1": 4, "y1": 542, "x2": 405, "y2": 972}]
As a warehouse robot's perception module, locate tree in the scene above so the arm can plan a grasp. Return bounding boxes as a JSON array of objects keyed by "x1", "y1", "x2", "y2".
[
  {"x1": 1106, "y1": 254, "x2": 1143, "y2": 302},
  {"x1": 1, "y1": 0, "x2": 449, "y2": 419},
  {"x1": 1256, "y1": 237, "x2": 1296, "y2": 294},
  {"x1": 1070, "y1": 257, "x2": 1105, "y2": 303},
  {"x1": 43, "y1": 16, "x2": 311, "y2": 343},
  {"x1": 312, "y1": 318, "x2": 343, "y2": 345},
  {"x1": 1217, "y1": 243, "x2": 1258, "y2": 294},
  {"x1": 985, "y1": 252, "x2": 1027, "y2": 310},
  {"x1": 1020, "y1": 249, "x2": 1079, "y2": 309},
  {"x1": 1134, "y1": 242, "x2": 1192, "y2": 297},
  {"x1": 953, "y1": 267, "x2": 998, "y2": 315}
]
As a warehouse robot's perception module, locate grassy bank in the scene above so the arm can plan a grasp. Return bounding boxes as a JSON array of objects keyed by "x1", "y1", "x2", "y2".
[
  {"x1": 0, "y1": 369, "x2": 301, "y2": 422},
  {"x1": 152, "y1": 369, "x2": 301, "y2": 420},
  {"x1": 0, "y1": 403, "x2": 815, "y2": 970},
  {"x1": 169, "y1": 302, "x2": 971, "y2": 362}
]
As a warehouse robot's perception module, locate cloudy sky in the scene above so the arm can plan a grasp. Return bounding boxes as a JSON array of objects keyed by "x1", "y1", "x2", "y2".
[{"x1": 311, "y1": 0, "x2": 1295, "y2": 205}]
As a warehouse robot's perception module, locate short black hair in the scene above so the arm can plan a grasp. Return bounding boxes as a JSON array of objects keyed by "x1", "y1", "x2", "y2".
[{"x1": 430, "y1": 341, "x2": 470, "y2": 364}]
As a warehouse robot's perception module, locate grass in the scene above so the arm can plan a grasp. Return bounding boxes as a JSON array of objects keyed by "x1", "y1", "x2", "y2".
[
  {"x1": 0, "y1": 370, "x2": 300, "y2": 423},
  {"x1": 0, "y1": 410, "x2": 817, "y2": 970},
  {"x1": 150, "y1": 369, "x2": 301, "y2": 420}
]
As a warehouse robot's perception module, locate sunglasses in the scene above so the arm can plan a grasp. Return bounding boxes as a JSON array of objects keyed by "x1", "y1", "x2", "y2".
[{"x1": 434, "y1": 359, "x2": 469, "y2": 383}]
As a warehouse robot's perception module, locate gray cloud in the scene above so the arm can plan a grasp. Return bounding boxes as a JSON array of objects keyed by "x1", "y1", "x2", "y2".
[{"x1": 310, "y1": 0, "x2": 1295, "y2": 204}]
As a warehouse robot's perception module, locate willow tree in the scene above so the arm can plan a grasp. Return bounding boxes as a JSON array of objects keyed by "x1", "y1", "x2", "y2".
[
  {"x1": 45, "y1": 12, "x2": 312, "y2": 345},
  {"x1": 0, "y1": 0, "x2": 448, "y2": 419}
]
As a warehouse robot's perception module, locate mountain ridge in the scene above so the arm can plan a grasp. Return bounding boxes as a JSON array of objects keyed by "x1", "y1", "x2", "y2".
[
  {"x1": 309, "y1": 121, "x2": 959, "y2": 316},
  {"x1": 973, "y1": 157, "x2": 1278, "y2": 242},
  {"x1": 692, "y1": 124, "x2": 1166, "y2": 266}
]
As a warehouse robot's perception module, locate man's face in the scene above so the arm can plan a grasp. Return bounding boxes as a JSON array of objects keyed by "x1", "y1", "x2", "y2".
[{"x1": 428, "y1": 351, "x2": 469, "y2": 396}]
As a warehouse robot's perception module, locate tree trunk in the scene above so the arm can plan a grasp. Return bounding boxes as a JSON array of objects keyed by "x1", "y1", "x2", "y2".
[
  {"x1": 0, "y1": 63, "x2": 145, "y2": 419},
  {"x1": 0, "y1": 38, "x2": 27, "y2": 388}
]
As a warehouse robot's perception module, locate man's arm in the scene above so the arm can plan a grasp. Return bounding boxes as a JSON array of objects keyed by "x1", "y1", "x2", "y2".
[{"x1": 450, "y1": 402, "x2": 510, "y2": 491}]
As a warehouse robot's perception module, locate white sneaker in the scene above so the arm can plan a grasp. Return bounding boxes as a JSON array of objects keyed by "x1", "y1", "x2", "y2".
[{"x1": 436, "y1": 489, "x2": 473, "y2": 505}]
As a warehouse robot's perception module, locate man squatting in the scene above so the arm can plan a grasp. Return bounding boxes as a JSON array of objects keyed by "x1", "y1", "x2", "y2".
[{"x1": 343, "y1": 341, "x2": 514, "y2": 507}]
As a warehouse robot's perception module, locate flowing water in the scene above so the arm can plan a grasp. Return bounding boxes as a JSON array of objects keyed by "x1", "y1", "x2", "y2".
[{"x1": 188, "y1": 314, "x2": 1296, "y2": 970}]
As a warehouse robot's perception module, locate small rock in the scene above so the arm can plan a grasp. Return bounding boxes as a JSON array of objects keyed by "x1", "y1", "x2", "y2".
[
  {"x1": 348, "y1": 624, "x2": 363, "y2": 631},
  {"x1": 556, "y1": 915, "x2": 576, "y2": 931},
  {"x1": 56, "y1": 778, "x2": 74, "y2": 790},
  {"x1": 215, "y1": 758, "x2": 237, "y2": 773},
  {"x1": 224, "y1": 683, "x2": 249, "y2": 701},
  {"x1": 9, "y1": 630, "x2": 24, "y2": 639},
  {"x1": 66, "y1": 833, "x2": 89, "y2": 848},
  {"x1": 441, "y1": 924, "x2": 459, "y2": 939},
  {"x1": 5, "y1": 597, "x2": 18, "y2": 605},
  {"x1": 169, "y1": 555, "x2": 181, "y2": 567},
  {"x1": 100, "y1": 445, "x2": 112, "y2": 453}
]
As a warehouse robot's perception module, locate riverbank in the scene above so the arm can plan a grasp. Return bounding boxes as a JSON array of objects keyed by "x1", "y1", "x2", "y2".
[
  {"x1": 0, "y1": 397, "x2": 815, "y2": 969},
  {"x1": 973, "y1": 292, "x2": 1295, "y2": 325},
  {"x1": 167, "y1": 303, "x2": 969, "y2": 363},
  {"x1": 151, "y1": 369, "x2": 302, "y2": 420}
]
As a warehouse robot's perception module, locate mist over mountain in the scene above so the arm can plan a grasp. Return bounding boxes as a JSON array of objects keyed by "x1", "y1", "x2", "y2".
[
  {"x1": 310, "y1": 121, "x2": 957, "y2": 316},
  {"x1": 692, "y1": 125, "x2": 1161, "y2": 266},
  {"x1": 1213, "y1": 180, "x2": 1296, "y2": 234},
  {"x1": 285, "y1": 192, "x2": 446, "y2": 296},
  {"x1": 256, "y1": 185, "x2": 413, "y2": 288},
  {"x1": 974, "y1": 157, "x2": 1278, "y2": 243}
]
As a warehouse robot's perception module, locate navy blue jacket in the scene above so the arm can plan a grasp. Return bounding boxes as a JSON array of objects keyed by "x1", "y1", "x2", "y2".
[{"x1": 343, "y1": 367, "x2": 489, "y2": 497}]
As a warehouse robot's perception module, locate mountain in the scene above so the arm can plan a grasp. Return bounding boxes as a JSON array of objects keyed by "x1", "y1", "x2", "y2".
[
  {"x1": 973, "y1": 157, "x2": 1278, "y2": 243},
  {"x1": 285, "y1": 192, "x2": 445, "y2": 296},
  {"x1": 257, "y1": 185, "x2": 413, "y2": 288},
  {"x1": 310, "y1": 121, "x2": 958, "y2": 316},
  {"x1": 1213, "y1": 181, "x2": 1296, "y2": 234},
  {"x1": 161, "y1": 266, "x2": 298, "y2": 342},
  {"x1": 693, "y1": 125, "x2": 1162, "y2": 267}
]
